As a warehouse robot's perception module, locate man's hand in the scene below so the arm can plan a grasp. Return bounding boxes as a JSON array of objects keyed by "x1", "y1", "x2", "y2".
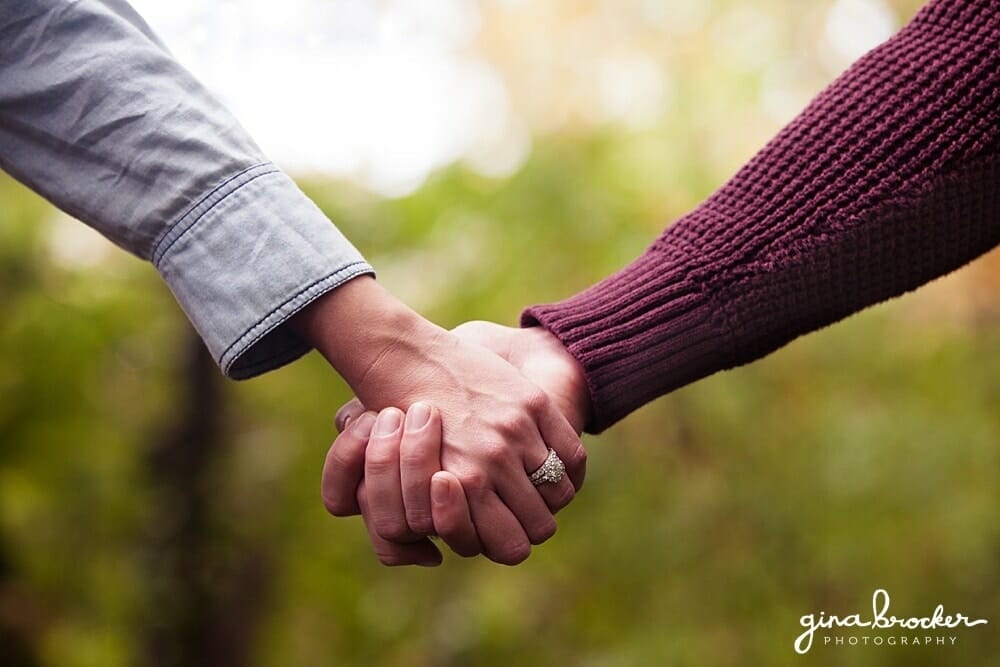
[
  {"x1": 335, "y1": 321, "x2": 592, "y2": 436},
  {"x1": 292, "y1": 280, "x2": 586, "y2": 565},
  {"x1": 322, "y1": 405, "x2": 481, "y2": 566}
]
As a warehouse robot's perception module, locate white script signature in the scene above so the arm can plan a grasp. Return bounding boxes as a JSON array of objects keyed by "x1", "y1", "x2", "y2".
[{"x1": 794, "y1": 589, "x2": 988, "y2": 654}]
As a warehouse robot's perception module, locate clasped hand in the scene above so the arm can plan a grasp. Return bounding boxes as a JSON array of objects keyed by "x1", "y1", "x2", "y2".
[{"x1": 321, "y1": 321, "x2": 591, "y2": 566}]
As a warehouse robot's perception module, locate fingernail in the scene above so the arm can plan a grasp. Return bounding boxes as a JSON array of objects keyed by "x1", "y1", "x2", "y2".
[
  {"x1": 351, "y1": 412, "x2": 376, "y2": 438},
  {"x1": 374, "y1": 408, "x2": 402, "y2": 436},
  {"x1": 405, "y1": 402, "x2": 431, "y2": 432},
  {"x1": 335, "y1": 405, "x2": 352, "y2": 431},
  {"x1": 431, "y1": 476, "x2": 451, "y2": 505}
]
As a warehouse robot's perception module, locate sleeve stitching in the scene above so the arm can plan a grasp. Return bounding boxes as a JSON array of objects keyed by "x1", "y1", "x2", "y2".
[
  {"x1": 220, "y1": 261, "x2": 374, "y2": 375},
  {"x1": 151, "y1": 162, "x2": 275, "y2": 267}
]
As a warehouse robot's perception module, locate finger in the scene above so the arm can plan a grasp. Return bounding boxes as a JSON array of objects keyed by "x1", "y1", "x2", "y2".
[
  {"x1": 357, "y1": 479, "x2": 441, "y2": 567},
  {"x1": 535, "y1": 402, "x2": 588, "y2": 491},
  {"x1": 494, "y1": 436, "x2": 559, "y2": 545},
  {"x1": 430, "y1": 471, "x2": 482, "y2": 557},
  {"x1": 365, "y1": 408, "x2": 423, "y2": 543},
  {"x1": 526, "y1": 452, "x2": 576, "y2": 514},
  {"x1": 336, "y1": 398, "x2": 366, "y2": 433},
  {"x1": 465, "y1": 485, "x2": 531, "y2": 566},
  {"x1": 522, "y1": 429, "x2": 576, "y2": 514},
  {"x1": 321, "y1": 411, "x2": 377, "y2": 516},
  {"x1": 399, "y1": 402, "x2": 441, "y2": 535},
  {"x1": 539, "y1": 476, "x2": 576, "y2": 514}
]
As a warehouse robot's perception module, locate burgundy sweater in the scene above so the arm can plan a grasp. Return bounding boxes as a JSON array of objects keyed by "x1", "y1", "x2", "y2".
[{"x1": 522, "y1": 0, "x2": 1000, "y2": 434}]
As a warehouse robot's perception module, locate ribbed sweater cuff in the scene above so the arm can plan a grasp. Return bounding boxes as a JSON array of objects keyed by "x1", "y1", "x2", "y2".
[{"x1": 521, "y1": 249, "x2": 733, "y2": 434}]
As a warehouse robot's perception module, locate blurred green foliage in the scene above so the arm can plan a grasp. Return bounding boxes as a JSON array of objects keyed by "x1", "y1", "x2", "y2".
[
  {"x1": 2, "y1": 130, "x2": 997, "y2": 666},
  {"x1": 1, "y1": 0, "x2": 998, "y2": 663}
]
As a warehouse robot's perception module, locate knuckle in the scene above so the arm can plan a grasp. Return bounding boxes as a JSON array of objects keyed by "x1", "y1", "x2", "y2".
[
  {"x1": 405, "y1": 509, "x2": 435, "y2": 536},
  {"x1": 399, "y1": 445, "x2": 431, "y2": 469},
  {"x1": 375, "y1": 550, "x2": 412, "y2": 567},
  {"x1": 457, "y1": 470, "x2": 490, "y2": 499},
  {"x1": 447, "y1": 531, "x2": 477, "y2": 555},
  {"x1": 441, "y1": 535, "x2": 474, "y2": 557},
  {"x1": 550, "y1": 483, "x2": 575, "y2": 511},
  {"x1": 480, "y1": 440, "x2": 513, "y2": 467},
  {"x1": 568, "y1": 444, "x2": 588, "y2": 490},
  {"x1": 374, "y1": 517, "x2": 412, "y2": 542},
  {"x1": 335, "y1": 401, "x2": 363, "y2": 432},
  {"x1": 492, "y1": 540, "x2": 531, "y2": 566},
  {"x1": 321, "y1": 491, "x2": 354, "y2": 517},
  {"x1": 528, "y1": 518, "x2": 557, "y2": 545},
  {"x1": 524, "y1": 389, "x2": 551, "y2": 415},
  {"x1": 494, "y1": 410, "x2": 530, "y2": 439},
  {"x1": 456, "y1": 466, "x2": 487, "y2": 487},
  {"x1": 330, "y1": 444, "x2": 361, "y2": 471},
  {"x1": 454, "y1": 545, "x2": 482, "y2": 559},
  {"x1": 364, "y1": 452, "x2": 398, "y2": 475}
]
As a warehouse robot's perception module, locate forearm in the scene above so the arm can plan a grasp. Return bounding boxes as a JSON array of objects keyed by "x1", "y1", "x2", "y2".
[
  {"x1": 524, "y1": 0, "x2": 1000, "y2": 433},
  {"x1": 289, "y1": 276, "x2": 445, "y2": 401},
  {"x1": 0, "y1": 0, "x2": 373, "y2": 378},
  {"x1": 0, "y1": 0, "x2": 260, "y2": 257}
]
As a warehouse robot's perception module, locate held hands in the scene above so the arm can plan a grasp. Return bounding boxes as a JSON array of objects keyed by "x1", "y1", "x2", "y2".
[
  {"x1": 324, "y1": 320, "x2": 593, "y2": 566},
  {"x1": 290, "y1": 277, "x2": 586, "y2": 564}
]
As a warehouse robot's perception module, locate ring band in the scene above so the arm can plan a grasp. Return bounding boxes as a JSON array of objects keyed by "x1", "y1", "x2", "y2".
[{"x1": 528, "y1": 448, "x2": 566, "y2": 486}]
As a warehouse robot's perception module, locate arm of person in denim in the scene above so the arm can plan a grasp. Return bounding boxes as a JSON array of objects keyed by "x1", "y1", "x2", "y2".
[
  {"x1": 0, "y1": 0, "x2": 584, "y2": 565},
  {"x1": 0, "y1": 0, "x2": 371, "y2": 376}
]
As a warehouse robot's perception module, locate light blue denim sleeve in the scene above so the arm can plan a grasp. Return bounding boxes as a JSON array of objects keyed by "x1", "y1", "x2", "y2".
[{"x1": 0, "y1": 0, "x2": 374, "y2": 378}]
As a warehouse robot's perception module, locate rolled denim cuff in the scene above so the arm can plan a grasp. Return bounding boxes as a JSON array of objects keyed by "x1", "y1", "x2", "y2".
[{"x1": 152, "y1": 162, "x2": 374, "y2": 379}]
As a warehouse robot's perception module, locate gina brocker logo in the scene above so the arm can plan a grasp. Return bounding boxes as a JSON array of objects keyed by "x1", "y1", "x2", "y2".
[{"x1": 795, "y1": 589, "x2": 989, "y2": 654}]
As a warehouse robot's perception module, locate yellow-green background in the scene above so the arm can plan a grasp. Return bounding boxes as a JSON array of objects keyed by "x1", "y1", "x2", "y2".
[{"x1": 1, "y1": 0, "x2": 997, "y2": 665}]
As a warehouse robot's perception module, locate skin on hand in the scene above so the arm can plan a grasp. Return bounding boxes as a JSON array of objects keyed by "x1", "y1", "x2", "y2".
[
  {"x1": 292, "y1": 277, "x2": 586, "y2": 566},
  {"x1": 336, "y1": 321, "x2": 592, "y2": 434},
  {"x1": 450, "y1": 321, "x2": 592, "y2": 434},
  {"x1": 323, "y1": 405, "x2": 480, "y2": 566},
  {"x1": 331, "y1": 320, "x2": 593, "y2": 566}
]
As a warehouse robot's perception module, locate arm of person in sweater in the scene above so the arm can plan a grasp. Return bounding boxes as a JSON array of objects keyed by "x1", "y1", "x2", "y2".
[
  {"x1": 328, "y1": 0, "x2": 999, "y2": 566},
  {"x1": 0, "y1": 0, "x2": 585, "y2": 565},
  {"x1": 523, "y1": 0, "x2": 1000, "y2": 433}
]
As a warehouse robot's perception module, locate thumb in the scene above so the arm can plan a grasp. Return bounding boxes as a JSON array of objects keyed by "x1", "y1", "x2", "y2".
[{"x1": 335, "y1": 397, "x2": 366, "y2": 433}]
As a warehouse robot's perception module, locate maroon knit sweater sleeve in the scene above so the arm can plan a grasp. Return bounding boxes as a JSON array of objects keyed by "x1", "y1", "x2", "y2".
[{"x1": 522, "y1": 0, "x2": 1000, "y2": 434}]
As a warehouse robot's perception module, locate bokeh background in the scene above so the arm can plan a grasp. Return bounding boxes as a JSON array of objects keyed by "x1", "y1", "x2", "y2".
[{"x1": 1, "y1": 0, "x2": 997, "y2": 665}]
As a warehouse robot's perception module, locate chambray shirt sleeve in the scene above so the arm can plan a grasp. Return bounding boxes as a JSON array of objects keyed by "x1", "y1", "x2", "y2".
[{"x1": 0, "y1": 0, "x2": 374, "y2": 378}]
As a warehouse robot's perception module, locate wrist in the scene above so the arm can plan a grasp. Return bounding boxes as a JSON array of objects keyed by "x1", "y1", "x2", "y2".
[
  {"x1": 290, "y1": 276, "x2": 439, "y2": 396},
  {"x1": 521, "y1": 326, "x2": 593, "y2": 433}
]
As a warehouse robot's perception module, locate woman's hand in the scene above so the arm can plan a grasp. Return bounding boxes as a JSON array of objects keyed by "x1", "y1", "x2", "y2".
[
  {"x1": 448, "y1": 321, "x2": 592, "y2": 434},
  {"x1": 292, "y1": 278, "x2": 586, "y2": 565}
]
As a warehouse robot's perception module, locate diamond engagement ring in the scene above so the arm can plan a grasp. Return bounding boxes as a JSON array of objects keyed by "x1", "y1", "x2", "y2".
[{"x1": 528, "y1": 448, "x2": 566, "y2": 486}]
